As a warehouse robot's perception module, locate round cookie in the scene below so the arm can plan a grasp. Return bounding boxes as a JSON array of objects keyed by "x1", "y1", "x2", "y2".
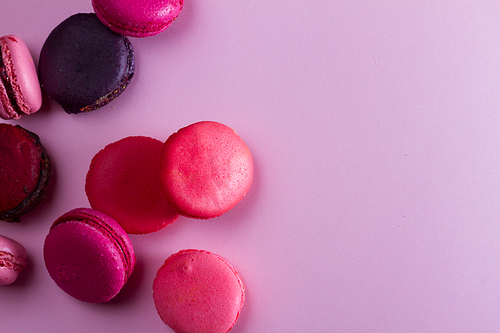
[
  {"x1": 43, "y1": 208, "x2": 136, "y2": 303},
  {"x1": 159, "y1": 121, "x2": 253, "y2": 219},
  {"x1": 0, "y1": 123, "x2": 51, "y2": 222},
  {"x1": 92, "y1": 0, "x2": 184, "y2": 38},
  {"x1": 0, "y1": 235, "x2": 27, "y2": 285},
  {"x1": 153, "y1": 249, "x2": 245, "y2": 333},
  {"x1": 38, "y1": 13, "x2": 135, "y2": 114},
  {"x1": 0, "y1": 35, "x2": 42, "y2": 120},
  {"x1": 86, "y1": 136, "x2": 179, "y2": 234}
]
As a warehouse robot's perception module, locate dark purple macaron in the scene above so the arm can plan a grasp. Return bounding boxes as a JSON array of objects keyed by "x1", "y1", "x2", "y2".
[
  {"x1": 38, "y1": 13, "x2": 135, "y2": 114},
  {"x1": 0, "y1": 123, "x2": 51, "y2": 222}
]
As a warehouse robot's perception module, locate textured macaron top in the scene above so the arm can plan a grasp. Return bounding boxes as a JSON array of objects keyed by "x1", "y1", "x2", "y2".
[
  {"x1": 160, "y1": 121, "x2": 254, "y2": 219},
  {"x1": 0, "y1": 35, "x2": 42, "y2": 120},
  {"x1": 153, "y1": 249, "x2": 245, "y2": 333},
  {"x1": 44, "y1": 208, "x2": 135, "y2": 303},
  {"x1": 38, "y1": 13, "x2": 135, "y2": 114},
  {"x1": 92, "y1": 0, "x2": 183, "y2": 37},
  {"x1": 0, "y1": 123, "x2": 51, "y2": 222}
]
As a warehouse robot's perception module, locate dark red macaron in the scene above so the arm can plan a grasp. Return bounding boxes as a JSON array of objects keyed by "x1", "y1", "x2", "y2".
[{"x1": 0, "y1": 123, "x2": 51, "y2": 222}]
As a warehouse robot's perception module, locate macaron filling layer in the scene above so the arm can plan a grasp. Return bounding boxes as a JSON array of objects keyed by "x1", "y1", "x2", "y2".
[
  {"x1": 0, "y1": 251, "x2": 27, "y2": 273},
  {"x1": 0, "y1": 41, "x2": 23, "y2": 118}
]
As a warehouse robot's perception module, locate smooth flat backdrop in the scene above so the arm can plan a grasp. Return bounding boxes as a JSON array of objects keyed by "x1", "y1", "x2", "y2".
[{"x1": 1, "y1": 1, "x2": 500, "y2": 332}]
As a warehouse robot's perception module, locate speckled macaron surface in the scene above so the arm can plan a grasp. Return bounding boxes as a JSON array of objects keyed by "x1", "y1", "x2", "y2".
[
  {"x1": 153, "y1": 249, "x2": 245, "y2": 333},
  {"x1": 160, "y1": 121, "x2": 254, "y2": 219}
]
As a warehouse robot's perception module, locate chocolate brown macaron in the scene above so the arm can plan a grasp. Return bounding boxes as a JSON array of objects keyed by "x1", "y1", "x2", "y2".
[{"x1": 0, "y1": 123, "x2": 51, "y2": 222}]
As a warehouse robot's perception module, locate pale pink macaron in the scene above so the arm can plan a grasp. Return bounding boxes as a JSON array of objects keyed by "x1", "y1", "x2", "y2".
[
  {"x1": 153, "y1": 249, "x2": 245, "y2": 333},
  {"x1": 160, "y1": 121, "x2": 254, "y2": 219},
  {"x1": 0, "y1": 35, "x2": 42, "y2": 120},
  {"x1": 92, "y1": 0, "x2": 184, "y2": 37},
  {"x1": 0, "y1": 235, "x2": 27, "y2": 285},
  {"x1": 43, "y1": 208, "x2": 136, "y2": 303}
]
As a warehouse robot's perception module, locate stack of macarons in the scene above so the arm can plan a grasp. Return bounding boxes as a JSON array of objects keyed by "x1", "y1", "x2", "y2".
[{"x1": 1, "y1": 1, "x2": 252, "y2": 332}]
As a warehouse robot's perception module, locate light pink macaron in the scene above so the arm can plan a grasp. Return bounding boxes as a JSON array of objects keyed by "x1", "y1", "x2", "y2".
[
  {"x1": 92, "y1": 0, "x2": 184, "y2": 37},
  {"x1": 0, "y1": 235, "x2": 27, "y2": 285},
  {"x1": 153, "y1": 249, "x2": 245, "y2": 333},
  {"x1": 0, "y1": 35, "x2": 42, "y2": 120}
]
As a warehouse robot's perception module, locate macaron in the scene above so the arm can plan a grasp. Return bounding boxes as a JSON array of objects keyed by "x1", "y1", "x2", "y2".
[
  {"x1": 159, "y1": 121, "x2": 253, "y2": 219},
  {"x1": 153, "y1": 249, "x2": 245, "y2": 333},
  {"x1": 92, "y1": 0, "x2": 184, "y2": 38},
  {"x1": 38, "y1": 13, "x2": 135, "y2": 114},
  {"x1": 0, "y1": 35, "x2": 42, "y2": 120},
  {"x1": 0, "y1": 123, "x2": 51, "y2": 222},
  {"x1": 85, "y1": 136, "x2": 179, "y2": 234},
  {"x1": 43, "y1": 208, "x2": 136, "y2": 303},
  {"x1": 0, "y1": 235, "x2": 27, "y2": 285}
]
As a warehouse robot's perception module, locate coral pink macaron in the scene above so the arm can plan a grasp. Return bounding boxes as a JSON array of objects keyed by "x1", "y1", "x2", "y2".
[
  {"x1": 0, "y1": 35, "x2": 42, "y2": 120},
  {"x1": 86, "y1": 136, "x2": 179, "y2": 234},
  {"x1": 0, "y1": 235, "x2": 27, "y2": 285},
  {"x1": 160, "y1": 121, "x2": 254, "y2": 219},
  {"x1": 153, "y1": 249, "x2": 245, "y2": 333},
  {"x1": 43, "y1": 208, "x2": 136, "y2": 303},
  {"x1": 92, "y1": 0, "x2": 184, "y2": 37}
]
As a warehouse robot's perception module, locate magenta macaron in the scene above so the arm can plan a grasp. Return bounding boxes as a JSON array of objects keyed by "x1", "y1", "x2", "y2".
[
  {"x1": 0, "y1": 35, "x2": 42, "y2": 120},
  {"x1": 0, "y1": 235, "x2": 27, "y2": 285},
  {"x1": 43, "y1": 208, "x2": 136, "y2": 303},
  {"x1": 92, "y1": 0, "x2": 183, "y2": 37}
]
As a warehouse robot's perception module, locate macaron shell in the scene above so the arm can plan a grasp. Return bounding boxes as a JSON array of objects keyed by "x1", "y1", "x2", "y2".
[
  {"x1": 85, "y1": 136, "x2": 179, "y2": 234},
  {"x1": 160, "y1": 121, "x2": 254, "y2": 219},
  {"x1": 43, "y1": 208, "x2": 135, "y2": 303},
  {"x1": 0, "y1": 235, "x2": 27, "y2": 286},
  {"x1": 38, "y1": 13, "x2": 135, "y2": 114},
  {"x1": 2, "y1": 35, "x2": 42, "y2": 115},
  {"x1": 92, "y1": 0, "x2": 183, "y2": 37},
  {"x1": 0, "y1": 123, "x2": 52, "y2": 222},
  {"x1": 153, "y1": 249, "x2": 245, "y2": 333}
]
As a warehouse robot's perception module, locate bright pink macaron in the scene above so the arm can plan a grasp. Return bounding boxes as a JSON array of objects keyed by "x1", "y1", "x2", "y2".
[
  {"x1": 92, "y1": 0, "x2": 184, "y2": 37},
  {"x1": 85, "y1": 136, "x2": 179, "y2": 234},
  {"x1": 43, "y1": 208, "x2": 136, "y2": 303},
  {"x1": 153, "y1": 249, "x2": 245, "y2": 333},
  {"x1": 0, "y1": 35, "x2": 42, "y2": 120},
  {"x1": 0, "y1": 235, "x2": 27, "y2": 285},
  {"x1": 160, "y1": 121, "x2": 254, "y2": 219}
]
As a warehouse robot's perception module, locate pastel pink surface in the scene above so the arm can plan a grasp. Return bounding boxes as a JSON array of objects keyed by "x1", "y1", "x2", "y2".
[
  {"x1": 4, "y1": 1, "x2": 500, "y2": 332},
  {"x1": 43, "y1": 208, "x2": 135, "y2": 303},
  {"x1": 92, "y1": 0, "x2": 183, "y2": 37},
  {"x1": 160, "y1": 121, "x2": 253, "y2": 219},
  {"x1": 153, "y1": 249, "x2": 245, "y2": 333},
  {"x1": 86, "y1": 136, "x2": 179, "y2": 234},
  {"x1": 0, "y1": 35, "x2": 42, "y2": 120},
  {"x1": 0, "y1": 235, "x2": 27, "y2": 285}
]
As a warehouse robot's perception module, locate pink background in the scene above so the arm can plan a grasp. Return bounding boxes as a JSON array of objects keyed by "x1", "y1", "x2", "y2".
[{"x1": 1, "y1": 1, "x2": 500, "y2": 332}]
